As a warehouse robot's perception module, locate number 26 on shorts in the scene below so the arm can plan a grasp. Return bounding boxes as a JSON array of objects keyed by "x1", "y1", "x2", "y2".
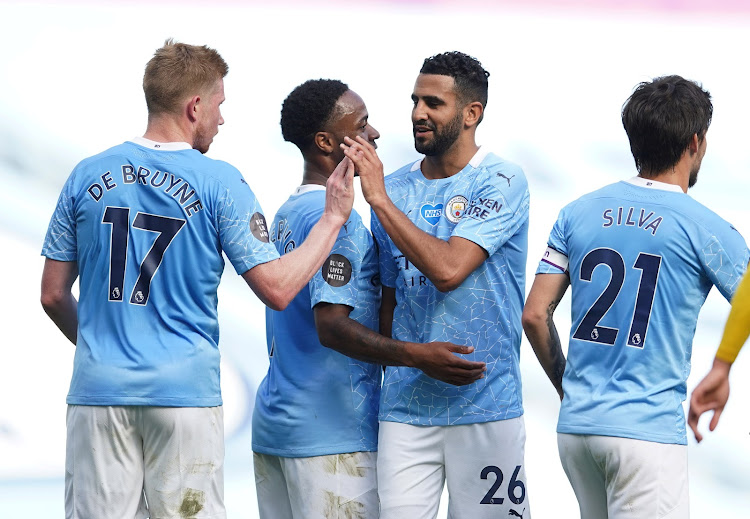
[{"x1": 480, "y1": 464, "x2": 526, "y2": 505}]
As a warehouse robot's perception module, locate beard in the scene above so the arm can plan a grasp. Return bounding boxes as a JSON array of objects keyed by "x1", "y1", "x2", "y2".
[
  {"x1": 414, "y1": 109, "x2": 463, "y2": 156},
  {"x1": 688, "y1": 160, "x2": 702, "y2": 188}
]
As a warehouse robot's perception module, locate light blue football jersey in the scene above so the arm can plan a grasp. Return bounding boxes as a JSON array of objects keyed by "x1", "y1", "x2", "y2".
[
  {"x1": 372, "y1": 148, "x2": 529, "y2": 426},
  {"x1": 252, "y1": 185, "x2": 381, "y2": 457},
  {"x1": 537, "y1": 177, "x2": 749, "y2": 444},
  {"x1": 41, "y1": 138, "x2": 279, "y2": 406}
]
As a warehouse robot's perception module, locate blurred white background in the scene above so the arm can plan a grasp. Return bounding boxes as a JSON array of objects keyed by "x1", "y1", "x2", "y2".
[{"x1": 1, "y1": 0, "x2": 748, "y2": 516}]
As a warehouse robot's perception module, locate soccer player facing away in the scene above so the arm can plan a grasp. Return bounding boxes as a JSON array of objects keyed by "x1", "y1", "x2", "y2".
[
  {"x1": 342, "y1": 52, "x2": 532, "y2": 519},
  {"x1": 252, "y1": 79, "x2": 486, "y2": 519},
  {"x1": 39, "y1": 40, "x2": 355, "y2": 519},
  {"x1": 688, "y1": 267, "x2": 750, "y2": 443},
  {"x1": 522, "y1": 75, "x2": 749, "y2": 518}
]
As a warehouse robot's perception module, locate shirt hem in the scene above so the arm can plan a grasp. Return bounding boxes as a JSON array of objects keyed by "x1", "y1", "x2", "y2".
[
  {"x1": 556, "y1": 424, "x2": 686, "y2": 445},
  {"x1": 252, "y1": 442, "x2": 377, "y2": 458}
]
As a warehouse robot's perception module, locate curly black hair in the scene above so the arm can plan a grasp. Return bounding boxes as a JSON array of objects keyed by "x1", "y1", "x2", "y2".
[
  {"x1": 420, "y1": 51, "x2": 489, "y2": 109},
  {"x1": 280, "y1": 79, "x2": 349, "y2": 150}
]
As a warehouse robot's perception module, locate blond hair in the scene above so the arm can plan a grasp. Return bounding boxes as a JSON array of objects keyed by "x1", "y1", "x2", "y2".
[{"x1": 143, "y1": 38, "x2": 228, "y2": 116}]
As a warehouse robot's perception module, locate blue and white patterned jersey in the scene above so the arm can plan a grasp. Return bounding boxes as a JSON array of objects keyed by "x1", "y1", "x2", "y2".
[
  {"x1": 372, "y1": 148, "x2": 529, "y2": 426},
  {"x1": 252, "y1": 185, "x2": 381, "y2": 457},
  {"x1": 537, "y1": 177, "x2": 749, "y2": 445},
  {"x1": 41, "y1": 137, "x2": 279, "y2": 406}
]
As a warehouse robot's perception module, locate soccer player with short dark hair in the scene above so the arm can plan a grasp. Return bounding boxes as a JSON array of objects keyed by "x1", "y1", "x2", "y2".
[
  {"x1": 343, "y1": 51, "x2": 532, "y2": 518},
  {"x1": 522, "y1": 75, "x2": 749, "y2": 518}
]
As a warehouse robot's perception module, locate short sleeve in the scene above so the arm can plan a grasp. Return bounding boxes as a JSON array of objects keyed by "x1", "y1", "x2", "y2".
[
  {"x1": 309, "y1": 221, "x2": 362, "y2": 309},
  {"x1": 452, "y1": 163, "x2": 529, "y2": 257},
  {"x1": 536, "y1": 208, "x2": 570, "y2": 275},
  {"x1": 215, "y1": 173, "x2": 279, "y2": 274},
  {"x1": 41, "y1": 175, "x2": 78, "y2": 261},
  {"x1": 699, "y1": 221, "x2": 750, "y2": 302},
  {"x1": 371, "y1": 209, "x2": 398, "y2": 288}
]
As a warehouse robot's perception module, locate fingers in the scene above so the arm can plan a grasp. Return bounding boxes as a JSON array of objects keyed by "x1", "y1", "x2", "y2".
[
  {"x1": 344, "y1": 155, "x2": 355, "y2": 183},
  {"x1": 687, "y1": 406, "x2": 703, "y2": 443},
  {"x1": 448, "y1": 344, "x2": 475, "y2": 355},
  {"x1": 709, "y1": 408, "x2": 722, "y2": 432}
]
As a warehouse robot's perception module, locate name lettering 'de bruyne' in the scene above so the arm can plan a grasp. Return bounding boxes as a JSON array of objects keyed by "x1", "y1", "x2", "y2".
[{"x1": 86, "y1": 165, "x2": 204, "y2": 217}]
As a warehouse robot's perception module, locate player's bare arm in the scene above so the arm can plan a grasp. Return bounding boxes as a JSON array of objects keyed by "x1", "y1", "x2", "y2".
[
  {"x1": 379, "y1": 286, "x2": 396, "y2": 338},
  {"x1": 687, "y1": 358, "x2": 732, "y2": 443},
  {"x1": 40, "y1": 258, "x2": 79, "y2": 345},
  {"x1": 522, "y1": 272, "x2": 570, "y2": 400},
  {"x1": 342, "y1": 136, "x2": 487, "y2": 292},
  {"x1": 242, "y1": 158, "x2": 355, "y2": 310},
  {"x1": 314, "y1": 302, "x2": 486, "y2": 386}
]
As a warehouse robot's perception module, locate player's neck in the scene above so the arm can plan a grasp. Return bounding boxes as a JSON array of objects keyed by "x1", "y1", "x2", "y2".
[
  {"x1": 301, "y1": 158, "x2": 332, "y2": 187},
  {"x1": 421, "y1": 139, "x2": 479, "y2": 180},
  {"x1": 143, "y1": 116, "x2": 193, "y2": 147},
  {"x1": 643, "y1": 161, "x2": 694, "y2": 194}
]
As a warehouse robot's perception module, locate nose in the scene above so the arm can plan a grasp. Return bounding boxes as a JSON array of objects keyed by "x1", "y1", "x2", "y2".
[
  {"x1": 370, "y1": 125, "x2": 381, "y2": 142},
  {"x1": 412, "y1": 100, "x2": 427, "y2": 123}
]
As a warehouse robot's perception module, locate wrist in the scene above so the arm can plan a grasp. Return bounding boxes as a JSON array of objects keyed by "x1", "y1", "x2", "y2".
[
  {"x1": 711, "y1": 356, "x2": 733, "y2": 374},
  {"x1": 402, "y1": 341, "x2": 419, "y2": 368},
  {"x1": 319, "y1": 211, "x2": 347, "y2": 229}
]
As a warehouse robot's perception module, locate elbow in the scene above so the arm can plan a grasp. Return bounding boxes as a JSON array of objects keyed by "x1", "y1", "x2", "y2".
[
  {"x1": 521, "y1": 305, "x2": 546, "y2": 336},
  {"x1": 432, "y1": 270, "x2": 465, "y2": 293},
  {"x1": 265, "y1": 295, "x2": 290, "y2": 312},
  {"x1": 40, "y1": 290, "x2": 64, "y2": 315}
]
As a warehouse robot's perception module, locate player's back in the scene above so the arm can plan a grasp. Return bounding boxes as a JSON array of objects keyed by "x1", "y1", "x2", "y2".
[
  {"x1": 42, "y1": 139, "x2": 275, "y2": 406},
  {"x1": 549, "y1": 178, "x2": 748, "y2": 444}
]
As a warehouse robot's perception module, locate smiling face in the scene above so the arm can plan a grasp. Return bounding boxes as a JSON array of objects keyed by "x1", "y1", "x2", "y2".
[
  {"x1": 193, "y1": 78, "x2": 225, "y2": 154},
  {"x1": 411, "y1": 74, "x2": 464, "y2": 156},
  {"x1": 326, "y1": 90, "x2": 380, "y2": 162}
]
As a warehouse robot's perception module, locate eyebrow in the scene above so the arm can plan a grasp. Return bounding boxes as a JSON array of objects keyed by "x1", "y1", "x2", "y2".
[{"x1": 412, "y1": 94, "x2": 445, "y2": 105}]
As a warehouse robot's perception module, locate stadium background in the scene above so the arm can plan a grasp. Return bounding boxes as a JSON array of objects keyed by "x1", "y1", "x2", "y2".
[{"x1": 1, "y1": 0, "x2": 748, "y2": 516}]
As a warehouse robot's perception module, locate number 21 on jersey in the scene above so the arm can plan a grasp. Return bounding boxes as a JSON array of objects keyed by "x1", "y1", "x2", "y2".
[{"x1": 573, "y1": 248, "x2": 661, "y2": 349}]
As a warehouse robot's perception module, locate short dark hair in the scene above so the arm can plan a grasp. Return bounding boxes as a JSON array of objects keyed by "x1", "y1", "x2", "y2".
[
  {"x1": 420, "y1": 51, "x2": 490, "y2": 111},
  {"x1": 280, "y1": 79, "x2": 349, "y2": 150},
  {"x1": 621, "y1": 75, "x2": 712, "y2": 176}
]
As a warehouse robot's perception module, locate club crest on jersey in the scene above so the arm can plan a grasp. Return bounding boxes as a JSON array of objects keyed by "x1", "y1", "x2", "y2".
[
  {"x1": 445, "y1": 195, "x2": 468, "y2": 223},
  {"x1": 420, "y1": 203, "x2": 443, "y2": 225}
]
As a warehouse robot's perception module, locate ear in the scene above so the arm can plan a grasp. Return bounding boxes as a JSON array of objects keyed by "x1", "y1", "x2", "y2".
[
  {"x1": 688, "y1": 133, "x2": 700, "y2": 155},
  {"x1": 187, "y1": 95, "x2": 201, "y2": 123},
  {"x1": 314, "y1": 131, "x2": 335, "y2": 154},
  {"x1": 464, "y1": 101, "x2": 484, "y2": 128}
]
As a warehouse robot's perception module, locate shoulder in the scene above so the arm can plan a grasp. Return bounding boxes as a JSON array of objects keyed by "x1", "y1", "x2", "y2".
[
  {"x1": 679, "y1": 196, "x2": 746, "y2": 242},
  {"x1": 476, "y1": 152, "x2": 528, "y2": 190},
  {"x1": 384, "y1": 160, "x2": 420, "y2": 190}
]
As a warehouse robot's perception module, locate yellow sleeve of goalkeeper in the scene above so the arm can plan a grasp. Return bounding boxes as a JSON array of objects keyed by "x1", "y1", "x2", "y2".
[{"x1": 716, "y1": 270, "x2": 750, "y2": 364}]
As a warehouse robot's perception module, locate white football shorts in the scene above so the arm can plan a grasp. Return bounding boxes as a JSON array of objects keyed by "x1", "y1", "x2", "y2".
[
  {"x1": 253, "y1": 451, "x2": 378, "y2": 519},
  {"x1": 557, "y1": 433, "x2": 688, "y2": 519},
  {"x1": 378, "y1": 417, "x2": 531, "y2": 519},
  {"x1": 65, "y1": 405, "x2": 225, "y2": 519}
]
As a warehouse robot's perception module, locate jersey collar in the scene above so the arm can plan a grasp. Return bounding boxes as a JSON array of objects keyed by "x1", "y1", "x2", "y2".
[
  {"x1": 625, "y1": 176, "x2": 683, "y2": 193},
  {"x1": 410, "y1": 146, "x2": 490, "y2": 172},
  {"x1": 293, "y1": 184, "x2": 325, "y2": 195},
  {"x1": 129, "y1": 137, "x2": 192, "y2": 151}
]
